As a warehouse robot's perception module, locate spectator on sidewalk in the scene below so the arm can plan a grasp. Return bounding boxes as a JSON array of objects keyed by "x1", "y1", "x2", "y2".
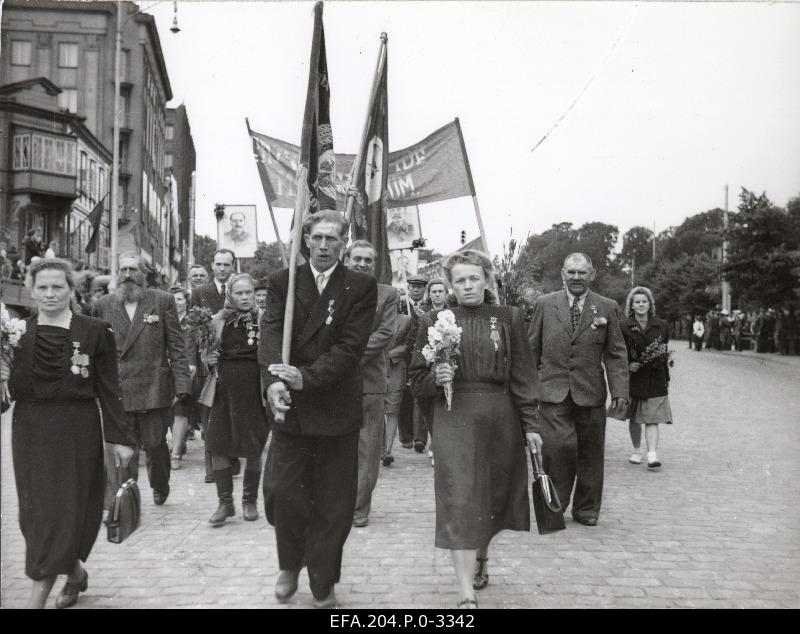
[
  {"x1": 23, "y1": 228, "x2": 43, "y2": 265},
  {"x1": 692, "y1": 315, "x2": 705, "y2": 351},
  {"x1": 620, "y1": 286, "x2": 673, "y2": 470}
]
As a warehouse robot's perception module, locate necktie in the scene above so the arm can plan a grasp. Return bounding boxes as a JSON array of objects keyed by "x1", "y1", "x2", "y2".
[
  {"x1": 316, "y1": 273, "x2": 325, "y2": 294},
  {"x1": 570, "y1": 295, "x2": 581, "y2": 331}
]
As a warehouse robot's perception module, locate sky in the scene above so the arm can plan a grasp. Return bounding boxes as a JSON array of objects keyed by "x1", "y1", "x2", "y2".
[{"x1": 147, "y1": 0, "x2": 800, "y2": 258}]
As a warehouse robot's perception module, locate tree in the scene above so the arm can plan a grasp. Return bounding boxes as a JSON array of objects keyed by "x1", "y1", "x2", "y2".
[
  {"x1": 193, "y1": 234, "x2": 217, "y2": 274},
  {"x1": 638, "y1": 253, "x2": 720, "y2": 320},
  {"x1": 724, "y1": 188, "x2": 800, "y2": 308},
  {"x1": 657, "y1": 209, "x2": 723, "y2": 261},
  {"x1": 247, "y1": 241, "x2": 288, "y2": 283},
  {"x1": 494, "y1": 230, "x2": 540, "y2": 315},
  {"x1": 575, "y1": 222, "x2": 620, "y2": 274},
  {"x1": 620, "y1": 226, "x2": 654, "y2": 270}
]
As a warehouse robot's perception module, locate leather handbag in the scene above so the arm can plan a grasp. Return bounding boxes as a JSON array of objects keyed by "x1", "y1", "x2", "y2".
[
  {"x1": 107, "y1": 478, "x2": 141, "y2": 544},
  {"x1": 197, "y1": 367, "x2": 218, "y2": 408},
  {"x1": 530, "y1": 451, "x2": 566, "y2": 535}
]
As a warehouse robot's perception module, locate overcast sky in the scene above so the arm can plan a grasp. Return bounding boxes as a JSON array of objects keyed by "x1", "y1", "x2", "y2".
[{"x1": 148, "y1": 1, "x2": 800, "y2": 257}]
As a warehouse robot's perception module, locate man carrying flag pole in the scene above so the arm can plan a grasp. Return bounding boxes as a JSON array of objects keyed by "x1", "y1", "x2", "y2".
[{"x1": 259, "y1": 1, "x2": 378, "y2": 609}]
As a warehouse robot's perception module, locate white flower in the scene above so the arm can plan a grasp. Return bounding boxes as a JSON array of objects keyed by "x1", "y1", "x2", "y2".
[
  {"x1": 427, "y1": 327, "x2": 443, "y2": 343},
  {"x1": 438, "y1": 310, "x2": 456, "y2": 325},
  {"x1": 421, "y1": 344, "x2": 436, "y2": 364}
]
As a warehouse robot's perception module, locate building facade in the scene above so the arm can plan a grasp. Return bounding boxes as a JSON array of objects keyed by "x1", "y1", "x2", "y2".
[
  {"x1": 166, "y1": 104, "x2": 196, "y2": 281},
  {"x1": 0, "y1": 78, "x2": 112, "y2": 271},
  {"x1": 1, "y1": 0, "x2": 184, "y2": 280}
]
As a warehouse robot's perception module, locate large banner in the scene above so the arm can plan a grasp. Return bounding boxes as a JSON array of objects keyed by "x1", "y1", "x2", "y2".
[{"x1": 249, "y1": 119, "x2": 475, "y2": 210}]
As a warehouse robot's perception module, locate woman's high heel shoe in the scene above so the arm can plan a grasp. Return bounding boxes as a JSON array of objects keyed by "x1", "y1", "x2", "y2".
[
  {"x1": 457, "y1": 598, "x2": 478, "y2": 609},
  {"x1": 473, "y1": 557, "x2": 489, "y2": 590},
  {"x1": 55, "y1": 568, "x2": 88, "y2": 609}
]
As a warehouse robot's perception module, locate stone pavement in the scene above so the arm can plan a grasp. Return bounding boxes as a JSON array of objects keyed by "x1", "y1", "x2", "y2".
[{"x1": 1, "y1": 347, "x2": 799, "y2": 609}]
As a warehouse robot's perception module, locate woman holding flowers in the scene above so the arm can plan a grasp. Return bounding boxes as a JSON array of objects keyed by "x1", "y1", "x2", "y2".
[
  {"x1": 409, "y1": 250, "x2": 542, "y2": 609},
  {"x1": 203, "y1": 273, "x2": 269, "y2": 527},
  {"x1": 7, "y1": 259, "x2": 136, "y2": 608},
  {"x1": 620, "y1": 286, "x2": 673, "y2": 470},
  {"x1": 168, "y1": 285, "x2": 197, "y2": 470}
]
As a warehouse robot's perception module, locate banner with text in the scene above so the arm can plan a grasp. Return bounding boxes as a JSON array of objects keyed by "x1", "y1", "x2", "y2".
[{"x1": 249, "y1": 119, "x2": 475, "y2": 210}]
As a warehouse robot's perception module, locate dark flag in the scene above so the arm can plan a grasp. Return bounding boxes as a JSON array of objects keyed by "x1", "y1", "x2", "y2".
[
  {"x1": 301, "y1": 1, "x2": 336, "y2": 214},
  {"x1": 84, "y1": 194, "x2": 108, "y2": 255},
  {"x1": 247, "y1": 118, "x2": 278, "y2": 204},
  {"x1": 352, "y1": 35, "x2": 391, "y2": 284}
]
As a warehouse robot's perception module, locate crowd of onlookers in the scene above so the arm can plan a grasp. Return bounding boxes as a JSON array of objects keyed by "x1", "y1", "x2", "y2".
[{"x1": 676, "y1": 306, "x2": 799, "y2": 355}]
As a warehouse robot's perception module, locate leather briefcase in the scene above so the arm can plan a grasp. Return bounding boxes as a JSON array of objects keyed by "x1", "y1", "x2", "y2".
[
  {"x1": 530, "y1": 451, "x2": 566, "y2": 535},
  {"x1": 107, "y1": 478, "x2": 141, "y2": 544}
]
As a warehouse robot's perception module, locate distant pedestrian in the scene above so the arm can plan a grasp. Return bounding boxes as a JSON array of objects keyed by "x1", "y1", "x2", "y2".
[
  {"x1": 692, "y1": 315, "x2": 705, "y2": 351},
  {"x1": 168, "y1": 286, "x2": 197, "y2": 471},
  {"x1": 620, "y1": 287, "x2": 673, "y2": 470},
  {"x1": 23, "y1": 228, "x2": 43, "y2": 264},
  {"x1": 44, "y1": 240, "x2": 57, "y2": 259}
]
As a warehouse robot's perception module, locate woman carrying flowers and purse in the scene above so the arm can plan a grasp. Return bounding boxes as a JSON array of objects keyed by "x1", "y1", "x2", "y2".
[
  {"x1": 409, "y1": 250, "x2": 542, "y2": 610},
  {"x1": 620, "y1": 286, "x2": 674, "y2": 470}
]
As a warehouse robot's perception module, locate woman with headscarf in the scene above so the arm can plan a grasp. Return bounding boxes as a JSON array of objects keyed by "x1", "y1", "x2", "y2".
[{"x1": 204, "y1": 273, "x2": 270, "y2": 526}]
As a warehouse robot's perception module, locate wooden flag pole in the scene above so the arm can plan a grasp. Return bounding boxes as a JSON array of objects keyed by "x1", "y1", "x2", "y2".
[
  {"x1": 343, "y1": 33, "x2": 388, "y2": 227},
  {"x1": 246, "y1": 117, "x2": 288, "y2": 267},
  {"x1": 454, "y1": 117, "x2": 490, "y2": 256}
]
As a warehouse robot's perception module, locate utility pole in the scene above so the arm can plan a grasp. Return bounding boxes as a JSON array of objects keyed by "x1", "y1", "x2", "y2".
[
  {"x1": 721, "y1": 184, "x2": 731, "y2": 313},
  {"x1": 109, "y1": 1, "x2": 123, "y2": 288}
]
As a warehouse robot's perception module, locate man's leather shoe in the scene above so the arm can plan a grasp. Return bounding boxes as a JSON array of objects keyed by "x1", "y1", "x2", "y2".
[
  {"x1": 353, "y1": 516, "x2": 369, "y2": 528},
  {"x1": 573, "y1": 515, "x2": 597, "y2": 526},
  {"x1": 312, "y1": 587, "x2": 337, "y2": 609},
  {"x1": 413, "y1": 441, "x2": 425, "y2": 454},
  {"x1": 401, "y1": 442, "x2": 413, "y2": 449},
  {"x1": 205, "y1": 473, "x2": 215, "y2": 484},
  {"x1": 274, "y1": 569, "x2": 299, "y2": 602},
  {"x1": 55, "y1": 569, "x2": 88, "y2": 609},
  {"x1": 153, "y1": 486, "x2": 170, "y2": 506}
]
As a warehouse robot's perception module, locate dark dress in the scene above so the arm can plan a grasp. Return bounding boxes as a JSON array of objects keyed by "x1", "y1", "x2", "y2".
[
  {"x1": 410, "y1": 304, "x2": 538, "y2": 549},
  {"x1": 206, "y1": 319, "x2": 268, "y2": 457},
  {"x1": 9, "y1": 315, "x2": 136, "y2": 580}
]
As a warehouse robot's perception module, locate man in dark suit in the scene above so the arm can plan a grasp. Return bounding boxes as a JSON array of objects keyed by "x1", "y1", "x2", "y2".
[
  {"x1": 528, "y1": 253, "x2": 629, "y2": 526},
  {"x1": 190, "y1": 249, "x2": 239, "y2": 482},
  {"x1": 401, "y1": 275, "x2": 430, "y2": 453},
  {"x1": 93, "y1": 253, "x2": 191, "y2": 505},
  {"x1": 260, "y1": 210, "x2": 377, "y2": 609},
  {"x1": 345, "y1": 240, "x2": 398, "y2": 528}
]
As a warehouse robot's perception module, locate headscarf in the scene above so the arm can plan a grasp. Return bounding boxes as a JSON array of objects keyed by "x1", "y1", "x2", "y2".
[{"x1": 220, "y1": 273, "x2": 259, "y2": 329}]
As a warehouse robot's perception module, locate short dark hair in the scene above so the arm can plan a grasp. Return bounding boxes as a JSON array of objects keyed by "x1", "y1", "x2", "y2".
[
  {"x1": 213, "y1": 248, "x2": 236, "y2": 264},
  {"x1": 303, "y1": 210, "x2": 348, "y2": 240},
  {"x1": 29, "y1": 258, "x2": 75, "y2": 289},
  {"x1": 189, "y1": 264, "x2": 208, "y2": 273}
]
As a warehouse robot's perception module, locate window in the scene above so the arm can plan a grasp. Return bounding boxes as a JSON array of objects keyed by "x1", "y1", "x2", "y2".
[
  {"x1": 165, "y1": 125, "x2": 174, "y2": 141},
  {"x1": 11, "y1": 41, "x2": 32, "y2": 66},
  {"x1": 88, "y1": 159, "x2": 96, "y2": 203},
  {"x1": 43, "y1": 138, "x2": 53, "y2": 171},
  {"x1": 55, "y1": 140, "x2": 66, "y2": 173},
  {"x1": 79, "y1": 152, "x2": 87, "y2": 199},
  {"x1": 58, "y1": 89, "x2": 78, "y2": 113},
  {"x1": 98, "y1": 167, "x2": 106, "y2": 201},
  {"x1": 165, "y1": 153, "x2": 173, "y2": 170},
  {"x1": 120, "y1": 49, "x2": 130, "y2": 82},
  {"x1": 65, "y1": 143, "x2": 76, "y2": 176},
  {"x1": 13, "y1": 135, "x2": 31, "y2": 170},
  {"x1": 58, "y1": 42, "x2": 79, "y2": 68},
  {"x1": 31, "y1": 135, "x2": 42, "y2": 169}
]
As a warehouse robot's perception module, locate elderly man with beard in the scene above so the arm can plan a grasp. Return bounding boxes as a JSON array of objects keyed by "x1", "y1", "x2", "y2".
[{"x1": 93, "y1": 253, "x2": 191, "y2": 505}]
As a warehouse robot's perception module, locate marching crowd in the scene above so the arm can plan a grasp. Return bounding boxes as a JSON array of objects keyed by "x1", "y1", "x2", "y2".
[
  {"x1": 2, "y1": 210, "x2": 680, "y2": 610},
  {"x1": 687, "y1": 306, "x2": 798, "y2": 355}
]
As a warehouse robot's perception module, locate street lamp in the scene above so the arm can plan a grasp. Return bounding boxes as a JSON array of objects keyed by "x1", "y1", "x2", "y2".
[
  {"x1": 170, "y1": 1, "x2": 181, "y2": 33},
  {"x1": 110, "y1": 0, "x2": 180, "y2": 288}
]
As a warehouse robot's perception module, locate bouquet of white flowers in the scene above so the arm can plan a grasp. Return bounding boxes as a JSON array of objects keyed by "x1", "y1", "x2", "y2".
[
  {"x1": 421, "y1": 310, "x2": 462, "y2": 411},
  {"x1": 1, "y1": 303, "x2": 27, "y2": 402}
]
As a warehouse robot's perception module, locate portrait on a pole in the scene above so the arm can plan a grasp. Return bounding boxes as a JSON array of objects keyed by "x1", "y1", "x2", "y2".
[
  {"x1": 386, "y1": 206, "x2": 421, "y2": 251},
  {"x1": 389, "y1": 248, "x2": 418, "y2": 288},
  {"x1": 216, "y1": 204, "x2": 258, "y2": 257}
]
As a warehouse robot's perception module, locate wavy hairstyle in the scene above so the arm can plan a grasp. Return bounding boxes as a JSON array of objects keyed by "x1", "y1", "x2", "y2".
[
  {"x1": 443, "y1": 249, "x2": 497, "y2": 305},
  {"x1": 624, "y1": 286, "x2": 656, "y2": 318}
]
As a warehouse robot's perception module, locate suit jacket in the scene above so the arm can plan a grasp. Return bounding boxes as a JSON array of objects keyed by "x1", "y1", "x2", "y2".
[
  {"x1": 9, "y1": 313, "x2": 137, "y2": 446},
  {"x1": 259, "y1": 263, "x2": 378, "y2": 436},
  {"x1": 528, "y1": 289, "x2": 628, "y2": 407},
  {"x1": 386, "y1": 313, "x2": 414, "y2": 392},
  {"x1": 360, "y1": 283, "x2": 398, "y2": 395},
  {"x1": 93, "y1": 288, "x2": 191, "y2": 412},
  {"x1": 620, "y1": 315, "x2": 670, "y2": 399},
  {"x1": 191, "y1": 280, "x2": 225, "y2": 313}
]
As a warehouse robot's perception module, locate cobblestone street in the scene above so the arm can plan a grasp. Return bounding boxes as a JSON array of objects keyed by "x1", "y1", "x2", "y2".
[{"x1": 2, "y1": 347, "x2": 799, "y2": 609}]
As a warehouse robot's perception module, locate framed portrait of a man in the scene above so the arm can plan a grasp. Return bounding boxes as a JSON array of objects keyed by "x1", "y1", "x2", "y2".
[
  {"x1": 386, "y1": 206, "x2": 421, "y2": 251},
  {"x1": 389, "y1": 249, "x2": 419, "y2": 288},
  {"x1": 216, "y1": 204, "x2": 258, "y2": 257}
]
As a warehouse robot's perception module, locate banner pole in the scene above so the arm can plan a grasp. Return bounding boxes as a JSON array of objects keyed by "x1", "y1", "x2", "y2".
[
  {"x1": 454, "y1": 117, "x2": 490, "y2": 256},
  {"x1": 344, "y1": 34, "x2": 388, "y2": 227}
]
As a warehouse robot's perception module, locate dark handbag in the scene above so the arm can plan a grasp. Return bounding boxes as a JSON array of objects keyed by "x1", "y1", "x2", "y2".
[
  {"x1": 106, "y1": 478, "x2": 141, "y2": 544},
  {"x1": 530, "y1": 451, "x2": 566, "y2": 535}
]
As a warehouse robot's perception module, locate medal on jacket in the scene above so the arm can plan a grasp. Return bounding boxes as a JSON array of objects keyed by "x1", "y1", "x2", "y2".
[
  {"x1": 489, "y1": 317, "x2": 500, "y2": 351},
  {"x1": 70, "y1": 341, "x2": 90, "y2": 378},
  {"x1": 325, "y1": 300, "x2": 335, "y2": 325},
  {"x1": 247, "y1": 321, "x2": 258, "y2": 346}
]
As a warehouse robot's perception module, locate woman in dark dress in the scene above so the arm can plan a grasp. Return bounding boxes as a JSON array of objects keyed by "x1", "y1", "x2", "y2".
[
  {"x1": 620, "y1": 286, "x2": 673, "y2": 470},
  {"x1": 205, "y1": 273, "x2": 269, "y2": 527},
  {"x1": 409, "y1": 250, "x2": 542, "y2": 609},
  {"x1": 7, "y1": 259, "x2": 136, "y2": 609}
]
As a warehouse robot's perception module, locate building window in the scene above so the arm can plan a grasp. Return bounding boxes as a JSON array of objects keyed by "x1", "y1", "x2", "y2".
[
  {"x1": 31, "y1": 135, "x2": 42, "y2": 169},
  {"x1": 120, "y1": 49, "x2": 130, "y2": 82},
  {"x1": 165, "y1": 153, "x2": 173, "y2": 170},
  {"x1": 11, "y1": 41, "x2": 32, "y2": 66},
  {"x1": 55, "y1": 140, "x2": 66, "y2": 173},
  {"x1": 165, "y1": 125, "x2": 174, "y2": 141},
  {"x1": 13, "y1": 135, "x2": 31, "y2": 169},
  {"x1": 65, "y1": 143, "x2": 76, "y2": 176},
  {"x1": 89, "y1": 159, "x2": 96, "y2": 204},
  {"x1": 80, "y1": 152, "x2": 88, "y2": 200},
  {"x1": 98, "y1": 167, "x2": 106, "y2": 201},
  {"x1": 58, "y1": 43, "x2": 79, "y2": 112},
  {"x1": 43, "y1": 137, "x2": 54, "y2": 171}
]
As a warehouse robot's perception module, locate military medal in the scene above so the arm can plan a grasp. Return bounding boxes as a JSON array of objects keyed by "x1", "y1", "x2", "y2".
[
  {"x1": 489, "y1": 317, "x2": 500, "y2": 351},
  {"x1": 325, "y1": 300, "x2": 335, "y2": 325},
  {"x1": 70, "y1": 342, "x2": 90, "y2": 378}
]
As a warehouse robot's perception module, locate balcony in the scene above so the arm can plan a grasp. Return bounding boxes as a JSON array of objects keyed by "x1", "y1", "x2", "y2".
[{"x1": 10, "y1": 169, "x2": 77, "y2": 199}]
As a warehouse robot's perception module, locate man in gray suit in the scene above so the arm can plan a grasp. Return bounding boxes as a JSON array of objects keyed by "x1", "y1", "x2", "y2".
[
  {"x1": 528, "y1": 253, "x2": 628, "y2": 526},
  {"x1": 94, "y1": 253, "x2": 191, "y2": 505},
  {"x1": 346, "y1": 240, "x2": 398, "y2": 528}
]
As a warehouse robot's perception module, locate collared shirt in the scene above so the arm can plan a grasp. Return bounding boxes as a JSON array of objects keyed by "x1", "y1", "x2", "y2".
[
  {"x1": 565, "y1": 289, "x2": 588, "y2": 314},
  {"x1": 124, "y1": 301, "x2": 138, "y2": 321},
  {"x1": 214, "y1": 279, "x2": 225, "y2": 297},
  {"x1": 310, "y1": 261, "x2": 338, "y2": 294}
]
